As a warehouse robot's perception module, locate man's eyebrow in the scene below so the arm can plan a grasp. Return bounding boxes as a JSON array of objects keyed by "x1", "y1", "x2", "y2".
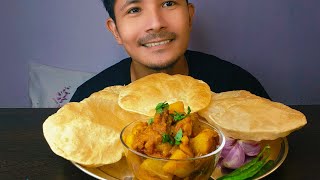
[{"x1": 120, "y1": 0, "x2": 141, "y2": 11}]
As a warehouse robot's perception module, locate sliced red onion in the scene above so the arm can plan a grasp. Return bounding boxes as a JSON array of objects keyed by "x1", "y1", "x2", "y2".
[
  {"x1": 222, "y1": 142, "x2": 245, "y2": 169},
  {"x1": 225, "y1": 136, "x2": 237, "y2": 147},
  {"x1": 238, "y1": 140, "x2": 261, "y2": 156},
  {"x1": 220, "y1": 137, "x2": 236, "y2": 158}
]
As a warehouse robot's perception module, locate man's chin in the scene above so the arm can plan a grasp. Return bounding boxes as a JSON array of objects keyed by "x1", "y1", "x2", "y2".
[
  {"x1": 133, "y1": 49, "x2": 185, "y2": 71},
  {"x1": 146, "y1": 59, "x2": 179, "y2": 71}
]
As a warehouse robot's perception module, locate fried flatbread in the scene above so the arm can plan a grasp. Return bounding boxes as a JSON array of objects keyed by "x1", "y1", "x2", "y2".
[
  {"x1": 118, "y1": 73, "x2": 212, "y2": 116},
  {"x1": 43, "y1": 86, "x2": 148, "y2": 167},
  {"x1": 199, "y1": 90, "x2": 307, "y2": 141}
]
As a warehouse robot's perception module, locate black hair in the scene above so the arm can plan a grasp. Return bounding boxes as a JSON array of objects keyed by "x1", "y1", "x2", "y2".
[
  {"x1": 101, "y1": 0, "x2": 116, "y2": 21},
  {"x1": 101, "y1": 0, "x2": 189, "y2": 22}
]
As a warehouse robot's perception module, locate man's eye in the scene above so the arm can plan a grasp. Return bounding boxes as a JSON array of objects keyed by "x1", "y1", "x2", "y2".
[
  {"x1": 163, "y1": 1, "x2": 176, "y2": 7},
  {"x1": 128, "y1": 7, "x2": 141, "y2": 14}
]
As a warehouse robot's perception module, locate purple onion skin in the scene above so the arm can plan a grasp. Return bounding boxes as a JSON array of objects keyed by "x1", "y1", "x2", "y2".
[
  {"x1": 221, "y1": 137, "x2": 236, "y2": 158},
  {"x1": 219, "y1": 137, "x2": 261, "y2": 169},
  {"x1": 222, "y1": 142, "x2": 245, "y2": 169},
  {"x1": 238, "y1": 140, "x2": 261, "y2": 156}
]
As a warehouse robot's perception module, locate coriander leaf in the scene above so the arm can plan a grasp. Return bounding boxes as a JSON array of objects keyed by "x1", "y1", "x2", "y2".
[
  {"x1": 169, "y1": 138, "x2": 174, "y2": 145},
  {"x1": 162, "y1": 134, "x2": 170, "y2": 143},
  {"x1": 155, "y1": 102, "x2": 169, "y2": 114},
  {"x1": 174, "y1": 128, "x2": 183, "y2": 145},
  {"x1": 175, "y1": 140, "x2": 181, "y2": 145},
  {"x1": 172, "y1": 106, "x2": 191, "y2": 122},
  {"x1": 148, "y1": 118, "x2": 154, "y2": 125},
  {"x1": 162, "y1": 133, "x2": 174, "y2": 144},
  {"x1": 173, "y1": 111, "x2": 186, "y2": 121},
  {"x1": 187, "y1": 106, "x2": 191, "y2": 114}
]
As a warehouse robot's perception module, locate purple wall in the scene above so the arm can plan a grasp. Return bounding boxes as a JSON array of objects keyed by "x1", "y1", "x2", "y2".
[{"x1": 0, "y1": 0, "x2": 319, "y2": 107}]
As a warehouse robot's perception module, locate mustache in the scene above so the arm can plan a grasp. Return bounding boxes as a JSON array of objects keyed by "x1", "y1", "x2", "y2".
[{"x1": 138, "y1": 31, "x2": 176, "y2": 45}]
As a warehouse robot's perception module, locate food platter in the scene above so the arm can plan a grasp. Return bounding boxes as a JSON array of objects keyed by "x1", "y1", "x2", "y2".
[
  {"x1": 71, "y1": 137, "x2": 288, "y2": 180},
  {"x1": 43, "y1": 74, "x2": 303, "y2": 179}
]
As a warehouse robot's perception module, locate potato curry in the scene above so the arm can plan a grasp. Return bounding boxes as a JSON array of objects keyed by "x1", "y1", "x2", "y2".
[{"x1": 125, "y1": 101, "x2": 219, "y2": 159}]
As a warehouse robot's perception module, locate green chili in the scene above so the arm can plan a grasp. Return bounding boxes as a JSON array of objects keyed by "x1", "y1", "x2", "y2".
[
  {"x1": 252, "y1": 160, "x2": 275, "y2": 178},
  {"x1": 217, "y1": 145, "x2": 271, "y2": 180},
  {"x1": 230, "y1": 158, "x2": 268, "y2": 180}
]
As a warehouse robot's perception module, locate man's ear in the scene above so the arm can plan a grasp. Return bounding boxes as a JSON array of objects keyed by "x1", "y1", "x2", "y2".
[
  {"x1": 106, "y1": 18, "x2": 123, "y2": 44},
  {"x1": 187, "y1": 3, "x2": 195, "y2": 27}
]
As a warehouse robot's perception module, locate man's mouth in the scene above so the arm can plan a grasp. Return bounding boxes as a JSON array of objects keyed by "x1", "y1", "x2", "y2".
[{"x1": 143, "y1": 40, "x2": 172, "y2": 48}]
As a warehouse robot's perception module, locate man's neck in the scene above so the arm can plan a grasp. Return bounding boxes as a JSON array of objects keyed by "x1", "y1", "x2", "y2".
[{"x1": 130, "y1": 55, "x2": 189, "y2": 82}]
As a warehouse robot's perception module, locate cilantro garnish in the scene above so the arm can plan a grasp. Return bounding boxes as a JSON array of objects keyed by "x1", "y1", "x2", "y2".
[
  {"x1": 172, "y1": 106, "x2": 192, "y2": 122},
  {"x1": 162, "y1": 133, "x2": 173, "y2": 144},
  {"x1": 187, "y1": 106, "x2": 191, "y2": 114},
  {"x1": 162, "y1": 134, "x2": 170, "y2": 143},
  {"x1": 147, "y1": 118, "x2": 154, "y2": 125},
  {"x1": 174, "y1": 128, "x2": 183, "y2": 145},
  {"x1": 173, "y1": 112, "x2": 186, "y2": 121},
  {"x1": 155, "y1": 102, "x2": 169, "y2": 114}
]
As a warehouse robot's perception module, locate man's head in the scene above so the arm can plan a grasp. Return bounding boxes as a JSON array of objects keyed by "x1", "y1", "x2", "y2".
[{"x1": 102, "y1": 0, "x2": 194, "y2": 72}]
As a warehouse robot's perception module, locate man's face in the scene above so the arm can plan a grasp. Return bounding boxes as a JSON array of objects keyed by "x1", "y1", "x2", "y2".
[{"x1": 107, "y1": 0, "x2": 194, "y2": 70}]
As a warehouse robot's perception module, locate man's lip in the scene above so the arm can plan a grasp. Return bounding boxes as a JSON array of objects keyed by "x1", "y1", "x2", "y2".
[{"x1": 142, "y1": 39, "x2": 173, "y2": 47}]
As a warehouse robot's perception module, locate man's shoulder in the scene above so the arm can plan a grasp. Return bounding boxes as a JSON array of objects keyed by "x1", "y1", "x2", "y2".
[
  {"x1": 186, "y1": 50, "x2": 246, "y2": 73},
  {"x1": 92, "y1": 58, "x2": 131, "y2": 81},
  {"x1": 186, "y1": 50, "x2": 270, "y2": 99},
  {"x1": 186, "y1": 50, "x2": 219, "y2": 62},
  {"x1": 186, "y1": 50, "x2": 219, "y2": 59}
]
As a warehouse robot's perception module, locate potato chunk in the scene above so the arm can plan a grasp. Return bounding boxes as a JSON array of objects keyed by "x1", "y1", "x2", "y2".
[
  {"x1": 137, "y1": 159, "x2": 173, "y2": 180},
  {"x1": 190, "y1": 129, "x2": 218, "y2": 156},
  {"x1": 163, "y1": 149, "x2": 194, "y2": 178},
  {"x1": 168, "y1": 101, "x2": 185, "y2": 114}
]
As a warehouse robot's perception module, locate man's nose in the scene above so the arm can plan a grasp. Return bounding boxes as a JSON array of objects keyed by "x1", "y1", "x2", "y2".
[{"x1": 145, "y1": 10, "x2": 166, "y2": 32}]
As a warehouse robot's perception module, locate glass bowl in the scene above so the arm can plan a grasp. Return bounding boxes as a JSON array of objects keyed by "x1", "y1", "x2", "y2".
[{"x1": 120, "y1": 119, "x2": 226, "y2": 180}]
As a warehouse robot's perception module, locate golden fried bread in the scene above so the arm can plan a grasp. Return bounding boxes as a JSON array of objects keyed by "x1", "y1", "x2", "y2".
[
  {"x1": 199, "y1": 90, "x2": 307, "y2": 141},
  {"x1": 118, "y1": 73, "x2": 212, "y2": 116},
  {"x1": 43, "y1": 86, "x2": 148, "y2": 167}
]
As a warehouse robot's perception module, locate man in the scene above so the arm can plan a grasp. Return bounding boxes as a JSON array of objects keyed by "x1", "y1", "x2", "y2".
[{"x1": 71, "y1": 0, "x2": 269, "y2": 102}]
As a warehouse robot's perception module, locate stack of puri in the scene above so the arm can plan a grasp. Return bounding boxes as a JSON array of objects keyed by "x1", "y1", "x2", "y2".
[
  {"x1": 43, "y1": 73, "x2": 307, "y2": 168},
  {"x1": 42, "y1": 73, "x2": 212, "y2": 167}
]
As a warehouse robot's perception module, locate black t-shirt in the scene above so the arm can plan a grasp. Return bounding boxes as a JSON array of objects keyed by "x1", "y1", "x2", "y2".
[{"x1": 70, "y1": 50, "x2": 270, "y2": 102}]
